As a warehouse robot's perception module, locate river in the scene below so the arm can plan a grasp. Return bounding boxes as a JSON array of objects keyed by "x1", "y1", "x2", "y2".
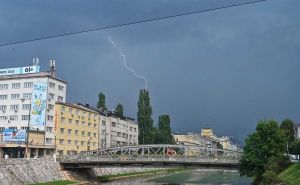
[{"x1": 99, "y1": 169, "x2": 252, "y2": 185}]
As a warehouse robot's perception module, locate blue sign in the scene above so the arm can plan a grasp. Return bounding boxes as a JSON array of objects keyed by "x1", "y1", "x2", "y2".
[
  {"x1": 0, "y1": 65, "x2": 40, "y2": 76},
  {"x1": 30, "y1": 82, "x2": 48, "y2": 131},
  {"x1": 3, "y1": 129, "x2": 26, "y2": 142}
]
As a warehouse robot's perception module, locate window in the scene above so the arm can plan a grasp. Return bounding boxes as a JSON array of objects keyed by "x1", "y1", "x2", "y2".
[
  {"x1": 58, "y1": 85, "x2": 64, "y2": 91},
  {"x1": 23, "y1": 93, "x2": 32, "y2": 99},
  {"x1": 61, "y1": 117, "x2": 65, "y2": 123},
  {"x1": 59, "y1": 139, "x2": 64, "y2": 144},
  {"x1": 22, "y1": 115, "x2": 29, "y2": 120},
  {"x1": 0, "y1": 127, "x2": 5, "y2": 130},
  {"x1": 58, "y1": 96, "x2": 64, "y2": 101},
  {"x1": 49, "y1": 93, "x2": 55, "y2": 100},
  {"x1": 68, "y1": 119, "x2": 72, "y2": 124},
  {"x1": 10, "y1": 105, "x2": 19, "y2": 111},
  {"x1": 82, "y1": 131, "x2": 85, "y2": 136},
  {"x1": 9, "y1": 116, "x2": 18, "y2": 121},
  {"x1": 93, "y1": 142, "x2": 96, "y2": 147},
  {"x1": 87, "y1": 132, "x2": 91, "y2": 137},
  {"x1": 21, "y1": 126, "x2": 28, "y2": 130},
  {"x1": 48, "y1": 104, "x2": 54, "y2": 110},
  {"x1": 88, "y1": 122, "x2": 92, "y2": 127},
  {"x1": 81, "y1": 141, "x2": 85, "y2": 146},
  {"x1": 46, "y1": 127, "x2": 53, "y2": 133},
  {"x1": 49, "y1": 82, "x2": 55, "y2": 88},
  {"x1": 82, "y1": 121, "x2": 85, "y2": 126},
  {"x1": 24, "y1": 82, "x2": 33, "y2": 88},
  {"x1": 22, "y1": 104, "x2": 30, "y2": 110},
  {"x1": 112, "y1": 122, "x2": 116, "y2": 127},
  {"x1": 0, "y1": 95, "x2": 7, "y2": 100},
  {"x1": 68, "y1": 140, "x2": 72, "y2": 145},
  {"x1": 0, "y1": 84, "x2": 8, "y2": 90},
  {"x1": 69, "y1": 108, "x2": 73, "y2": 113},
  {"x1": 93, "y1": 133, "x2": 97, "y2": 138},
  {"x1": 0, "y1": 105, "x2": 7, "y2": 111},
  {"x1": 75, "y1": 130, "x2": 78, "y2": 135},
  {"x1": 94, "y1": 124, "x2": 97, "y2": 128},
  {"x1": 60, "y1": 128, "x2": 65, "y2": 133},
  {"x1": 74, "y1": 140, "x2": 78, "y2": 145},
  {"x1": 75, "y1": 120, "x2": 79, "y2": 125},
  {"x1": 117, "y1": 132, "x2": 121, "y2": 137},
  {"x1": 134, "y1": 128, "x2": 137, "y2": 132},
  {"x1": 47, "y1": 115, "x2": 53, "y2": 121},
  {"x1": 9, "y1": 126, "x2": 17, "y2": 129},
  {"x1": 130, "y1": 127, "x2": 132, "y2": 131},
  {"x1": 68, "y1": 129, "x2": 72, "y2": 135},
  {"x1": 76, "y1": 110, "x2": 80, "y2": 115},
  {"x1": 102, "y1": 121, "x2": 106, "y2": 126},
  {"x1": 61, "y1": 106, "x2": 65, "y2": 112},
  {"x1": 122, "y1": 133, "x2": 126, "y2": 138},
  {"x1": 11, "y1": 83, "x2": 20, "y2": 89},
  {"x1": 0, "y1": 116, "x2": 8, "y2": 120},
  {"x1": 45, "y1": 138, "x2": 52, "y2": 144},
  {"x1": 11, "y1": 94, "x2": 20, "y2": 99}
]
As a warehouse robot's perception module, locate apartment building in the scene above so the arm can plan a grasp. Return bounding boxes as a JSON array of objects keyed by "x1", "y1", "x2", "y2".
[
  {"x1": 54, "y1": 102, "x2": 99, "y2": 156},
  {"x1": 0, "y1": 61, "x2": 67, "y2": 158},
  {"x1": 99, "y1": 111, "x2": 139, "y2": 148}
]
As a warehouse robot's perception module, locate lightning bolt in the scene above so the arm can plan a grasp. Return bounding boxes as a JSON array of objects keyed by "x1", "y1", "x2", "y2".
[{"x1": 108, "y1": 36, "x2": 148, "y2": 90}]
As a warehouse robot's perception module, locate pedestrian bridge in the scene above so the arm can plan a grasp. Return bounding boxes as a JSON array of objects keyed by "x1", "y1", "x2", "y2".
[{"x1": 60, "y1": 145, "x2": 241, "y2": 169}]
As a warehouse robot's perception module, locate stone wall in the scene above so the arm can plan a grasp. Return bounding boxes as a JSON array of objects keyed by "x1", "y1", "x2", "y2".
[
  {"x1": 92, "y1": 167, "x2": 166, "y2": 176},
  {"x1": 0, "y1": 158, "x2": 64, "y2": 185}
]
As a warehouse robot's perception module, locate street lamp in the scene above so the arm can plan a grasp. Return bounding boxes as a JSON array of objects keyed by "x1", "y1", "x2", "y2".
[{"x1": 21, "y1": 98, "x2": 31, "y2": 158}]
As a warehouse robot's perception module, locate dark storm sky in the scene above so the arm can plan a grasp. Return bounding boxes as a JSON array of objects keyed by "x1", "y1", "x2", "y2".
[{"x1": 0, "y1": 0, "x2": 299, "y2": 141}]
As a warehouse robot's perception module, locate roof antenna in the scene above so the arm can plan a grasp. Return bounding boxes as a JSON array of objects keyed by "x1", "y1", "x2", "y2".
[
  {"x1": 33, "y1": 57, "x2": 39, "y2": 66},
  {"x1": 49, "y1": 60, "x2": 56, "y2": 76}
]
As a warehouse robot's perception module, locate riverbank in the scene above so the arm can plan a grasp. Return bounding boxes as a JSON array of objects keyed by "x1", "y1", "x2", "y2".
[
  {"x1": 29, "y1": 180, "x2": 78, "y2": 185},
  {"x1": 97, "y1": 168, "x2": 185, "y2": 182},
  {"x1": 278, "y1": 163, "x2": 300, "y2": 185}
]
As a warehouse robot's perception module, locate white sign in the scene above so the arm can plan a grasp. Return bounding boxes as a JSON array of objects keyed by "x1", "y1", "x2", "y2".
[{"x1": 0, "y1": 65, "x2": 40, "y2": 76}]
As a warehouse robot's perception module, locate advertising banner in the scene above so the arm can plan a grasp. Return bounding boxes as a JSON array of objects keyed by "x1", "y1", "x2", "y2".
[
  {"x1": 3, "y1": 129, "x2": 26, "y2": 142},
  {"x1": 30, "y1": 82, "x2": 48, "y2": 131},
  {"x1": 0, "y1": 65, "x2": 40, "y2": 76}
]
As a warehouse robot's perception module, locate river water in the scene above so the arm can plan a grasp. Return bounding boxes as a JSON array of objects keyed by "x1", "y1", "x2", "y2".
[{"x1": 99, "y1": 169, "x2": 252, "y2": 185}]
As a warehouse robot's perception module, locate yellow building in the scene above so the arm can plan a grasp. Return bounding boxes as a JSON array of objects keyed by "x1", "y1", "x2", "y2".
[
  {"x1": 200, "y1": 127, "x2": 215, "y2": 138},
  {"x1": 54, "y1": 102, "x2": 100, "y2": 156}
]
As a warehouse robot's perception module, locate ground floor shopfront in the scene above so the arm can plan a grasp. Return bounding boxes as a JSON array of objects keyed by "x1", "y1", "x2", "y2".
[{"x1": 0, "y1": 144, "x2": 55, "y2": 159}]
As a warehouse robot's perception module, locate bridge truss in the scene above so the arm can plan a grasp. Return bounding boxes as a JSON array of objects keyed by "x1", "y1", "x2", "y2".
[{"x1": 61, "y1": 145, "x2": 241, "y2": 168}]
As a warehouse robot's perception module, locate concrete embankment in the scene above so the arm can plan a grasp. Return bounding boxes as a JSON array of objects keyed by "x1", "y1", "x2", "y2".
[
  {"x1": 0, "y1": 158, "x2": 64, "y2": 185},
  {"x1": 0, "y1": 158, "x2": 168, "y2": 184}
]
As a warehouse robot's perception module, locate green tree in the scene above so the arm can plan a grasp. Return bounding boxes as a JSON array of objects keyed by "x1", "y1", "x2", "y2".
[
  {"x1": 158, "y1": 115, "x2": 174, "y2": 144},
  {"x1": 96, "y1": 92, "x2": 107, "y2": 111},
  {"x1": 137, "y1": 89, "x2": 154, "y2": 144},
  {"x1": 115, "y1": 103, "x2": 124, "y2": 117},
  {"x1": 280, "y1": 118, "x2": 295, "y2": 144},
  {"x1": 289, "y1": 140, "x2": 300, "y2": 155},
  {"x1": 240, "y1": 120, "x2": 287, "y2": 184}
]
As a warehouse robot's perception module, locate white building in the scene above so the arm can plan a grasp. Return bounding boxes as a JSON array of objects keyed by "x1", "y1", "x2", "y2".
[
  {"x1": 99, "y1": 111, "x2": 138, "y2": 148},
  {"x1": 0, "y1": 61, "x2": 67, "y2": 158}
]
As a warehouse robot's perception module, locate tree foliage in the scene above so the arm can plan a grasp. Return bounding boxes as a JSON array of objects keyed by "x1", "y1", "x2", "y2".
[
  {"x1": 115, "y1": 103, "x2": 124, "y2": 117},
  {"x1": 280, "y1": 118, "x2": 295, "y2": 144},
  {"x1": 96, "y1": 92, "x2": 107, "y2": 111},
  {"x1": 240, "y1": 120, "x2": 287, "y2": 183},
  {"x1": 137, "y1": 89, "x2": 154, "y2": 144},
  {"x1": 157, "y1": 115, "x2": 174, "y2": 144}
]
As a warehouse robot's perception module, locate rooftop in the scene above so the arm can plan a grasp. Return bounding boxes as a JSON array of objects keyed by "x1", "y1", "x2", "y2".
[{"x1": 0, "y1": 71, "x2": 67, "y2": 83}]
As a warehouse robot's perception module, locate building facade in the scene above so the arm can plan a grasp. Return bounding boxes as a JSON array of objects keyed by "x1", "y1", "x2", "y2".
[
  {"x1": 0, "y1": 62, "x2": 67, "y2": 158},
  {"x1": 54, "y1": 102, "x2": 99, "y2": 156},
  {"x1": 99, "y1": 111, "x2": 139, "y2": 148}
]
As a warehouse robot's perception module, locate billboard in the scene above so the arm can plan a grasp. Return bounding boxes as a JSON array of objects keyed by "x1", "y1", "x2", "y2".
[
  {"x1": 30, "y1": 82, "x2": 48, "y2": 131},
  {"x1": 3, "y1": 129, "x2": 26, "y2": 142},
  {"x1": 0, "y1": 65, "x2": 40, "y2": 76}
]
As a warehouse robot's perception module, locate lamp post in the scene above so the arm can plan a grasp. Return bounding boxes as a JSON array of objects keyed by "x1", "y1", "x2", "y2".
[{"x1": 21, "y1": 98, "x2": 31, "y2": 158}]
